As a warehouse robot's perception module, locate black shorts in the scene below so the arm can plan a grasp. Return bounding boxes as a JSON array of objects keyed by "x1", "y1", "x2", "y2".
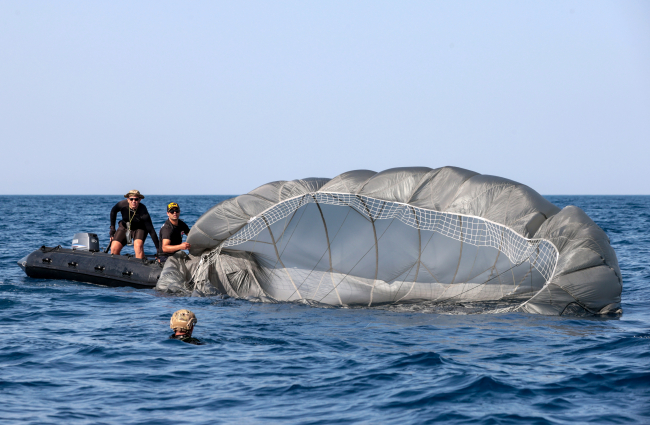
[{"x1": 113, "y1": 222, "x2": 147, "y2": 245}]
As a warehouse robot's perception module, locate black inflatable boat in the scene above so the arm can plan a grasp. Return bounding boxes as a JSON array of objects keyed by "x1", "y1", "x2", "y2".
[{"x1": 18, "y1": 233, "x2": 162, "y2": 288}]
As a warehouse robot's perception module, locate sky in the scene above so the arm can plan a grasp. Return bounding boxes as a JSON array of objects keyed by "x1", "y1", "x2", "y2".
[{"x1": 1, "y1": 1, "x2": 649, "y2": 195}]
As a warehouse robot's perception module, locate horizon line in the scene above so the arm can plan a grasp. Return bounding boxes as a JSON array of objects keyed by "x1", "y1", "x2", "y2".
[{"x1": 0, "y1": 193, "x2": 648, "y2": 197}]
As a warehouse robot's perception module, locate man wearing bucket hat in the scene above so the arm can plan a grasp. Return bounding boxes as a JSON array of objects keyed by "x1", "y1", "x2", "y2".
[
  {"x1": 109, "y1": 190, "x2": 161, "y2": 259},
  {"x1": 158, "y1": 202, "x2": 191, "y2": 262},
  {"x1": 169, "y1": 309, "x2": 202, "y2": 345}
]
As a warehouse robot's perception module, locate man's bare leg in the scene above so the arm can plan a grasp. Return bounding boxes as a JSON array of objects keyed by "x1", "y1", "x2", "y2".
[
  {"x1": 134, "y1": 239, "x2": 145, "y2": 259},
  {"x1": 111, "y1": 240, "x2": 124, "y2": 255}
]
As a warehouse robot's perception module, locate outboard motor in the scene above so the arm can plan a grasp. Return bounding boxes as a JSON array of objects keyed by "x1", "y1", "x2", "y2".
[{"x1": 72, "y1": 233, "x2": 100, "y2": 252}]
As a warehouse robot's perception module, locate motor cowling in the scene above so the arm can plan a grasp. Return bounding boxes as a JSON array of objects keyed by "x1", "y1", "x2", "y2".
[{"x1": 72, "y1": 233, "x2": 100, "y2": 252}]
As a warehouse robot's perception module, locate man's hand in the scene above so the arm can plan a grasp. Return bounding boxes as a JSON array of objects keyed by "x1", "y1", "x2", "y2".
[{"x1": 180, "y1": 242, "x2": 191, "y2": 250}]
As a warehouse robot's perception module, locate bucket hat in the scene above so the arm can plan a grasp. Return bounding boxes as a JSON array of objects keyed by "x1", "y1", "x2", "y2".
[{"x1": 124, "y1": 190, "x2": 145, "y2": 199}]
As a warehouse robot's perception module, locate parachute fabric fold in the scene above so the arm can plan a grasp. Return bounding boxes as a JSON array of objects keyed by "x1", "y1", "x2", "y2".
[{"x1": 517, "y1": 206, "x2": 622, "y2": 314}]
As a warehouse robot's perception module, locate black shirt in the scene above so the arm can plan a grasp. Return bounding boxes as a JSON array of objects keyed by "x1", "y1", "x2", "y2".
[
  {"x1": 169, "y1": 333, "x2": 202, "y2": 345},
  {"x1": 109, "y1": 200, "x2": 160, "y2": 250},
  {"x1": 159, "y1": 219, "x2": 190, "y2": 249}
]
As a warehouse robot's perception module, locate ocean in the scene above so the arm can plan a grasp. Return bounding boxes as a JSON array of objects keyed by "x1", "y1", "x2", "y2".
[{"x1": 1, "y1": 195, "x2": 648, "y2": 424}]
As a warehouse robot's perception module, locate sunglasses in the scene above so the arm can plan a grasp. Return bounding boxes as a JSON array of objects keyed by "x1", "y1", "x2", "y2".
[
  {"x1": 128, "y1": 198, "x2": 141, "y2": 202},
  {"x1": 169, "y1": 209, "x2": 180, "y2": 214}
]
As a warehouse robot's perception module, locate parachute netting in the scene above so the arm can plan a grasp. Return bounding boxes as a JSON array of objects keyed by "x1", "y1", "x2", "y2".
[{"x1": 193, "y1": 193, "x2": 558, "y2": 306}]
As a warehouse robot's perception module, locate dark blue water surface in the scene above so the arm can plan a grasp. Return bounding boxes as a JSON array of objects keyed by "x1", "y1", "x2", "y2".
[{"x1": 1, "y1": 195, "x2": 649, "y2": 424}]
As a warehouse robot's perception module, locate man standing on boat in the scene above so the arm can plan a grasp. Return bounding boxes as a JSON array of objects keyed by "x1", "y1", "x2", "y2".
[
  {"x1": 158, "y1": 202, "x2": 191, "y2": 261},
  {"x1": 109, "y1": 190, "x2": 161, "y2": 259}
]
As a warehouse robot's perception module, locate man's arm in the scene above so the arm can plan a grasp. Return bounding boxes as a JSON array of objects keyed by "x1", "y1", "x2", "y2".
[
  {"x1": 162, "y1": 239, "x2": 191, "y2": 253},
  {"x1": 146, "y1": 220, "x2": 161, "y2": 252},
  {"x1": 109, "y1": 202, "x2": 120, "y2": 238}
]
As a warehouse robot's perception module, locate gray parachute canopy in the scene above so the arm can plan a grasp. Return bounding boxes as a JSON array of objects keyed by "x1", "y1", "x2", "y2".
[{"x1": 158, "y1": 166, "x2": 621, "y2": 315}]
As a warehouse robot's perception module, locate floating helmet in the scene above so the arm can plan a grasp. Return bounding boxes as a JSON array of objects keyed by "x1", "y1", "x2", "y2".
[{"x1": 170, "y1": 309, "x2": 197, "y2": 332}]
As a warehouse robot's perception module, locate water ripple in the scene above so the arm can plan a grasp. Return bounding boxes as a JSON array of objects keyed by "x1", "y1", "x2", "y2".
[{"x1": 0, "y1": 195, "x2": 649, "y2": 424}]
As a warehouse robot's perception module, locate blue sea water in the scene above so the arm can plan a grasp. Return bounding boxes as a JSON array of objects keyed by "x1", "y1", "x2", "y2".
[{"x1": 1, "y1": 195, "x2": 649, "y2": 424}]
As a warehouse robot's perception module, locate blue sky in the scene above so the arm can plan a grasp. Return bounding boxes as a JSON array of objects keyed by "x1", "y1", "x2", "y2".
[{"x1": 1, "y1": 1, "x2": 648, "y2": 195}]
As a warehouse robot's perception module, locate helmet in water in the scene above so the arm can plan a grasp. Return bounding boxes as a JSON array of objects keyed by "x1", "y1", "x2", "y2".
[{"x1": 170, "y1": 309, "x2": 197, "y2": 332}]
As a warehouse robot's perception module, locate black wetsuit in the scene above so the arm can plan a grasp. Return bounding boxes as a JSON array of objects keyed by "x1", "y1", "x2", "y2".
[
  {"x1": 169, "y1": 333, "x2": 202, "y2": 345},
  {"x1": 159, "y1": 219, "x2": 190, "y2": 259},
  {"x1": 110, "y1": 200, "x2": 160, "y2": 252}
]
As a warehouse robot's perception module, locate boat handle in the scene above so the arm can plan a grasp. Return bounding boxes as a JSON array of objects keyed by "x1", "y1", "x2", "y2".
[
  {"x1": 94, "y1": 265, "x2": 105, "y2": 272},
  {"x1": 122, "y1": 270, "x2": 133, "y2": 277},
  {"x1": 42, "y1": 258, "x2": 52, "y2": 264},
  {"x1": 68, "y1": 262, "x2": 78, "y2": 268}
]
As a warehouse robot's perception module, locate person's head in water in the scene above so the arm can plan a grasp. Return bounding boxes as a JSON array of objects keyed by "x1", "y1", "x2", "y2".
[{"x1": 170, "y1": 309, "x2": 197, "y2": 337}]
